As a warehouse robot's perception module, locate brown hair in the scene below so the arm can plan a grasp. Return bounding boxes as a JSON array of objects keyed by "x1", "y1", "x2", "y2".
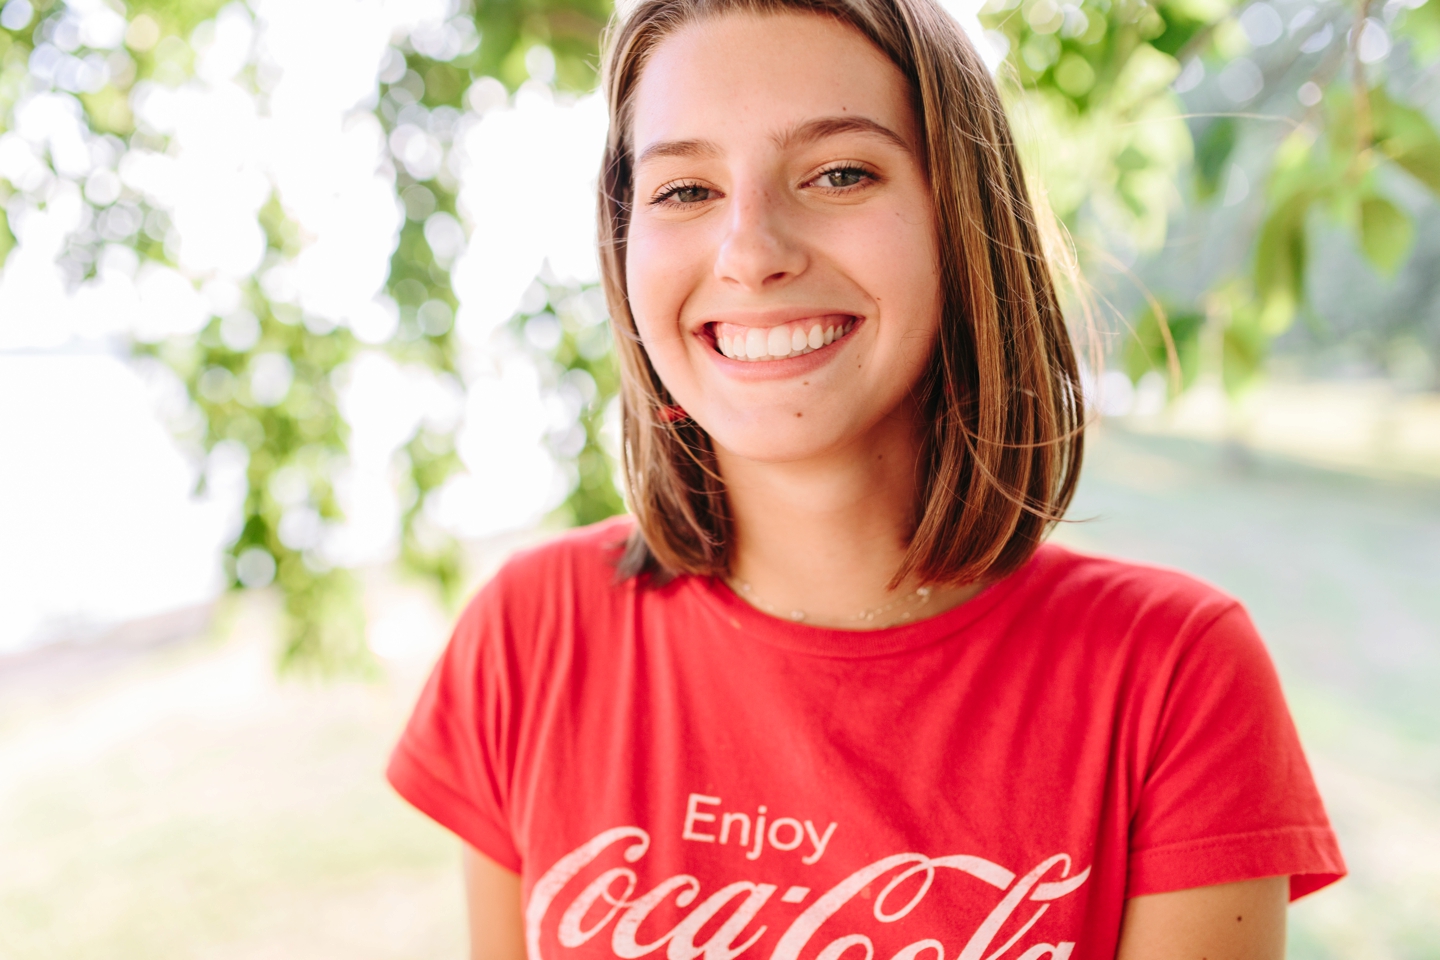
[{"x1": 598, "y1": 0, "x2": 1084, "y2": 586}]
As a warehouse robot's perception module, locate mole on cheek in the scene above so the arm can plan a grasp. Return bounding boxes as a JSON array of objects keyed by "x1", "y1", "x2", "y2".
[{"x1": 795, "y1": 412, "x2": 802, "y2": 418}]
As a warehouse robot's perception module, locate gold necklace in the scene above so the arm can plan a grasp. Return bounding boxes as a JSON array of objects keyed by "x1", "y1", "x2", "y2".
[{"x1": 730, "y1": 579, "x2": 934, "y2": 626}]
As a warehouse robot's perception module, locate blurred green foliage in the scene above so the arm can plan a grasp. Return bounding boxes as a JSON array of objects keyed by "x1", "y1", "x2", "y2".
[
  {"x1": 1127, "y1": 302, "x2": 1205, "y2": 388},
  {"x1": 373, "y1": 1, "x2": 624, "y2": 598},
  {"x1": 0, "y1": 0, "x2": 620, "y2": 673},
  {"x1": 509, "y1": 279, "x2": 625, "y2": 527},
  {"x1": 985, "y1": 0, "x2": 1440, "y2": 392},
  {"x1": 1126, "y1": 286, "x2": 1268, "y2": 394},
  {"x1": 1193, "y1": 115, "x2": 1236, "y2": 199}
]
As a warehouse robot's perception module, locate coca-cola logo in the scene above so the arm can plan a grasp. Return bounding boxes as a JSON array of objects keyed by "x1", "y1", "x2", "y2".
[{"x1": 525, "y1": 825, "x2": 1090, "y2": 959}]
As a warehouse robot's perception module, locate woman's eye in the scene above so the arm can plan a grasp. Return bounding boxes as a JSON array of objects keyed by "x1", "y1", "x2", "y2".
[
  {"x1": 812, "y1": 167, "x2": 871, "y2": 189},
  {"x1": 655, "y1": 183, "x2": 712, "y2": 205}
]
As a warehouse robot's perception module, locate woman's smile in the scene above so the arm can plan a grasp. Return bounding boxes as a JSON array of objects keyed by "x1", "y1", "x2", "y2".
[{"x1": 709, "y1": 315, "x2": 857, "y2": 362}]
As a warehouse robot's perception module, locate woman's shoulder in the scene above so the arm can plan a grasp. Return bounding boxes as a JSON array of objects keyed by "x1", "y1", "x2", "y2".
[
  {"x1": 1020, "y1": 541, "x2": 1250, "y2": 651},
  {"x1": 452, "y1": 515, "x2": 637, "y2": 637},
  {"x1": 1030, "y1": 540, "x2": 1236, "y2": 601},
  {"x1": 489, "y1": 514, "x2": 636, "y2": 592}
]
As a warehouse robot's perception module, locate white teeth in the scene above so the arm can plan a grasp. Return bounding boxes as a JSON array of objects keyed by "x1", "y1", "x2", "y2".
[
  {"x1": 746, "y1": 327, "x2": 767, "y2": 359},
  {"x1": 717, "y1": 318, "x2": 856, "y2": 361}
]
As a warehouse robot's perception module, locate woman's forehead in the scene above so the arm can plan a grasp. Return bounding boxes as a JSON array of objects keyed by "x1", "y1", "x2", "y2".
[{"x1": 629, "y1": 11, "x2": 918, "y2": 158}]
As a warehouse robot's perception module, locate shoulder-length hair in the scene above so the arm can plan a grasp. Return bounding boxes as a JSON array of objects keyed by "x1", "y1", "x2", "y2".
[{"x1": 598, "y1": 0, "x2": 1084, "y2": 586}]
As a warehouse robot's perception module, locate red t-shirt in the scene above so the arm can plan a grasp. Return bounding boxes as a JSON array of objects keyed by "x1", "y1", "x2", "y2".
[{"x1": 388, "y1": 517, "x2": 1344, "y2": 959}]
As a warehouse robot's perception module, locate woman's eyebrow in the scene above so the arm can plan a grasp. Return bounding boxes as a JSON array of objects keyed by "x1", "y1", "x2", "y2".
[
  {"x1": 774, "y1": 115, "x2": 911, "y2": 154},
  {"x1": 634, "y1": 116, "x2": 911, "y2": 168},
  {"x1": 635, "y1": 138, "x2": 720, "y2": 167}
]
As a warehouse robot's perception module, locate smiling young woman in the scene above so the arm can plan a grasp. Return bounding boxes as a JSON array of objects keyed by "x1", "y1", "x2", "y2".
[{"x1": 387, "y1": 0, "x2": 1345, "y2": 957}]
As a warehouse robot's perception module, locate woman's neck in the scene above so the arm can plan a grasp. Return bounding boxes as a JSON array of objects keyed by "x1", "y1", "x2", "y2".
[{"x1": 714, "y1": 409, "x2": 981, "y2": 629}]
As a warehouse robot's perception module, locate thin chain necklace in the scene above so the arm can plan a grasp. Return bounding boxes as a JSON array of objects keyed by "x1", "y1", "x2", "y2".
[{"x1": 729, "y1": 579, "x2": 934, "y2": 627}]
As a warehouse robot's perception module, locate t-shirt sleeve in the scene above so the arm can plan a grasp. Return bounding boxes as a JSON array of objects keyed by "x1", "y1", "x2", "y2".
[
  {"x1": 1128, "y1": 603, "x2": 1346, "y2": 901},
  {"x1": 386, "y1": 579, "x2": 523, "y2": 873}
]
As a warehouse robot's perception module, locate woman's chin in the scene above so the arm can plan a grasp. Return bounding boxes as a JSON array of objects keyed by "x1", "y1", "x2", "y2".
[{"x1": 705, "y1": 416, "x2": 863, "y2": 466}]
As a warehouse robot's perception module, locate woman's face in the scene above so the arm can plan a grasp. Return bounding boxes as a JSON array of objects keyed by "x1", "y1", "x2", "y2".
[{"x1": 625, "y1": 12, "x2": 943, "y2": 464}]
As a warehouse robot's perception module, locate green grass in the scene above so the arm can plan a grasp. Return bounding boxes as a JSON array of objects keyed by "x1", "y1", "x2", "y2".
[{"x1": 0, "y1": 634, "x2": 466, "y2": 960}]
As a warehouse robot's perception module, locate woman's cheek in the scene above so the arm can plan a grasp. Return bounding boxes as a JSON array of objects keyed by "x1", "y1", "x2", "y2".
[
  {"x1": 842, "y1": 204, "x2": 941, "y2": 341},
  {"x1": 853, "y1": 206, "x2": 936, "y2": 287},
  {"x1": 625, "y1": 225, "x2": 700, "y2": 385},
  {"x1": 625, "y1": 228, "x2": 670, "y2": 337}
]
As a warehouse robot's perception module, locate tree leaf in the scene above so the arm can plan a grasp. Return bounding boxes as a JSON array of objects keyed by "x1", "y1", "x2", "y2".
[
  {"x1": 1370, "y1": 86, "x2": 1440, "y2": 195},
  {"x1": 0, "y1": 207, "x2": 13, "y2": 265},
  {"x1": 1358, "y1": 195, "x2": 1414, "y2": 276},
  {"x1": 1124, "y1": 303, "x2": 1205, "y2": 390},
  {"x1": 1253, "y1": 194, "x2": 1310, "y2": 334},
  {"x1": 1389, "y1": 143, "x2": 1440, "y2": 195},
  {"x1": 1393, "y1": 0, "x2": 1440, "y2": 58},
  {"x1": 1195, "y1": 117, "x2": 1237, "y2": 200},
  {"x1": 1223, "y1": 301, "x2": 1269, "y2": 394}
]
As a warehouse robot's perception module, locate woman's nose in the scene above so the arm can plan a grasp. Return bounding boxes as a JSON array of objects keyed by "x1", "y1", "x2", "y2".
[{"x1": 712, "y1": 185, "x2": 807, "y2": 291}]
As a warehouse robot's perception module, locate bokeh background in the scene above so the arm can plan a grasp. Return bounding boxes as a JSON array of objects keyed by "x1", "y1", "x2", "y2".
[{"x1": 0, "y1": 0, "x2": 1436, "y2": 956}]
